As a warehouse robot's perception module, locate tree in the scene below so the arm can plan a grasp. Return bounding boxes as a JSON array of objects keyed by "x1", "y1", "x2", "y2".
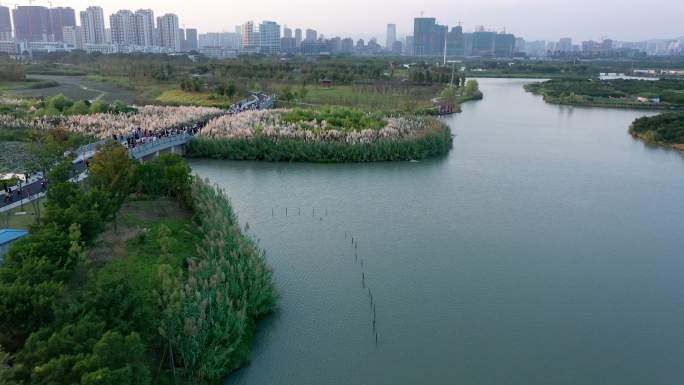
[
  {"x1": 465, "y1": 79, "x2": 479, "y2": 96},
  {"x1": 69, "y1": 100, "x2": 91, "y2": 115},
  {"x1": 280, "y1": 85, "x2": 294, "y2": 102},
  {"x1": 226, "y1": 81, "x2": 237, "y2": 98},
  {"x1": 298, "y1": 84, "x2": 308, "y2": 100},
  {"x1": 88, "y1": 142, "x2": 134, "y2": 231},
  {"x1": 29, "y1": 130, "x2": 68, "y2": 176},
  {"x1": 90, "y1": 100, "x2": 110, "y2": 114},
  {"x1": 77, "y1": 331, "x2": 151, "y2": 385}
]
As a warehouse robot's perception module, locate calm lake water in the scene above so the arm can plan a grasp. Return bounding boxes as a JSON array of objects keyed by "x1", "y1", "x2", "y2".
[{"x1": 191, "y1": 78, "x2": 684, "y2": 385}]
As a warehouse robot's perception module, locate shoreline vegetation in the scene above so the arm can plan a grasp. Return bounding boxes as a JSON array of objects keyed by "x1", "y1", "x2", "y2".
[
  {"x1": 629, "y1": 112, "x2": 684, "y2": 150},
  {"x1": 187, "y1": 107, "x2": 454, "y2": 162},
  {"x1": 525, "y1": 78, "x2": 684, "y2": 110},
  {"x1": 0, "y1": 147, "x2": 277, "y2": 385}
]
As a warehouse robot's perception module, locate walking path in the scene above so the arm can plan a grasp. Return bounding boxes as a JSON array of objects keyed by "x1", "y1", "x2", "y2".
[{"x1": 0, "y1": 92, "x2": 275, "y2": 215}]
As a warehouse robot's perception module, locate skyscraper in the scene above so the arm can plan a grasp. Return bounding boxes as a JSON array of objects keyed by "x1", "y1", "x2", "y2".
[
  {"x1": 178, "y1": 28, "x2": 186, "y2": 49},
  {"x1": 557, "y1": 37, "x2": 572, "y2": 52},
  {"x1": 157, "y1": 13, "x2": 180, "y2": 51},
  {"x1": 0, "y1": 6, "x2": 11, "y2": 41},
  {"x1": 110, "y1": 10, "x2": 137, "y2": 46},
  {"x1": 294, "y1": 28, "x2": 302, "y2": 47},
  {"x1": 494, "y1": 33, "x2": 516, "y2": 57},
  {"x1": 185, "y1": 28, "x2": 198, "y2": 51},
  {"x1": 413, "y1": 17, "x2": 446, "y2": 56},
  {"x1": 62, "y1": 25, "x2": 84, "y2": 48},
  {"x1": 49, "y1": 7, "x2": 76, "y2": 42},
  {"x1": 259, "y1": 21, "x2": 280, "y2": 55},
  {"x1": 471, "y1": 31, "x2": 496, "y2": 57},
  {"x1": 283, "y1": 26, "x2": 292, "y2": 39},
  {"x1": 305, "y1": 28, "x2": 317, "y2": 42},
  {"x1": 80, "y1": 6, "x2": 106, "y2": 44},
  {"x1": 386, "y1": 24, "x2": 396, "y2": 49},
  {"x1": 241, "y1": 21, "x2": 259, "y2": 51},
  {"x1": 13, "y1": 6, "x2": 50, "y2": 41},
  {"x1": 446, "y1": 26, "x2": 465, "y2": 57},
  {"x1": 135, "y1": 9, "x2": 155, "y2": 47}
]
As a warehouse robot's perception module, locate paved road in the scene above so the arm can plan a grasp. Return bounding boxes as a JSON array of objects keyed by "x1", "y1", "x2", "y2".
[{"x1": 1, "y1": 177, "x2": 46, "y2": 210}]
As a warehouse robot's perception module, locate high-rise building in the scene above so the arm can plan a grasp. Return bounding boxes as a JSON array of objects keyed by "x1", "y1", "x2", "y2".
[
  {"x1": 391, "y1": 40, "x2": 403, "y2": 54},
  {"x1": 386, "y1": 24, "x2": 396, "y2": 49},
  {"x1": 185, "y1": 28, "x2": 198, "y2": 51},
  {"x1": 178, "y1": 28, "x2": 186, "y2": 49},
  {"x1": 471, "y1": 31, "x2": 496, "y2": 56},
  {"x1": 294, "y1": 28, "x2": 302, "y2": 47},
  {"x1": 110, "y1": 10, "x2": 137, "y2": 46},
  {"x1": 13, "y1": 6, "x2": 50, "y2": 41},
  {"x1": 259, "y1": 21, "x2": 280, "y2": 55},
  {"x1": 0, "y1": 6, "x2": 11, "y2": 41},
  {"x1": 341, "y1": 38, "x2": 354, "y2": 54},
  {"x1": 241, "y1": 21, "x2": 259, "y2": 52},
  {"x1": 446, "y1": 26, "x2": 464, "y2": 57},
  {"x1": 49, "y1": 7, "x2": 75, "y2": 42},
  {"x1": 134, "y1": 9, "x2": 155, "y2": 47},
  {"x1": 356, "y1": 39, "x2": 365, "y2": 53},
  {"x1": 80, "y1": 6, "x2": 106, "y2": 44},
  {"x1": 283, "y1": 26, "x2": 292, "y2": 39},
  {"x1": 525, "y1": 40, "x2": 546, "y2": 57},
  {"x1": 413, "y1": 17, "x2": 446, "y2": 56},
  {"x1": 281, "y1": 36, "x2": 297, "y2": 54},
  {"x1": 305, "y1": 28, "x2": 317, "y2": 42},
  {"x1": 62, "y1": 25, "x2": 83, "y2": 48},
  {"x1": 557, "y1": 37, "x2": 572, "y2": 52},
  {"x1": 198, "y1": 32, "x2": 218, "y2": 47},
  {"x1": 157, "y1": 13, "x2": 180, "y2": 51},
  {"x1": 404, "y1": 35, "x2": 414, "y2": 56},
  {"x1": 494, "y1": 33, "x2": 516, "y2": 57}
]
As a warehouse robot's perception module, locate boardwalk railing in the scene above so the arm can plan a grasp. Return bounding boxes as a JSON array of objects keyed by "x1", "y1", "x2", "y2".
[{"x1": 128, "y1": 133, "x2": 193, "y2": 160}]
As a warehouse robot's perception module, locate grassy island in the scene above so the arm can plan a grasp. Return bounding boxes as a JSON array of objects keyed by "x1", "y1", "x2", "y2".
[
  {"x1": 0, "y1": 147, "x2": 277, "y2": 385},
  {"x1": 525, "y1": 78, "x2": 684, "y2": 110},
  {"x1": 629, "y1": 112, "x2": 684, "y2": 150},
  {"x1": 187, "y1": 107, "x2": 453, "y2": 162}
]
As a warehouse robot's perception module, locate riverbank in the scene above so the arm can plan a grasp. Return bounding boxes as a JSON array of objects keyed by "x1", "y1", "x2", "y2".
[
  {"x1": 186, "y1": 108, "x2": 453, "y2": 162},
  {"x1": 629, "y1": 112, "x2": 684, "y2": 150},
  {"x1": 525, "y1": 78, "x2": 684, "y2": 110},
  {"x1": 0, "y1": 150, "x2": 277, "y2": 385}
]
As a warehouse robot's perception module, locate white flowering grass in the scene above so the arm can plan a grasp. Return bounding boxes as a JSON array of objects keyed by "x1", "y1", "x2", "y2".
[
  {"x1": 200, "y1": 109, "x2": 437, "y2": 145},
  {"x1": 0, "y1": 106, "x2": 223, "y2": 139}
]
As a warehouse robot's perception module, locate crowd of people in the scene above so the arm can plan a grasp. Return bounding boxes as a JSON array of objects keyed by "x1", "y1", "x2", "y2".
[
  {"x1": 228, "y1": 93, "x2": 274, "y2": 115},
  {"x1": 2, "y1": 174, "x2": 45, "y2": 207},
  {"x1": 113, "y1": 123, "x2": 203, "y2": 150}
]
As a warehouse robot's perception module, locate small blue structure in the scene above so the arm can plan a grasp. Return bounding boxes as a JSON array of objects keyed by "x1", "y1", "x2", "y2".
[{"x1": 0, "y1": 229, "x2": 29, "y2": 263}]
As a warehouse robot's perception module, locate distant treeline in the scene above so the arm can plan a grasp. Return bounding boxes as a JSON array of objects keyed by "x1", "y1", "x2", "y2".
[{"x1": 525, "y1": 79, "x2": 684, "y2": 107}]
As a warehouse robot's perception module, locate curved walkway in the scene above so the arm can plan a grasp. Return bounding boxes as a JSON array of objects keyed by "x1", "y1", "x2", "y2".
[{"x1": 1, "y1": 92, "x2": 276, "y2": 214}]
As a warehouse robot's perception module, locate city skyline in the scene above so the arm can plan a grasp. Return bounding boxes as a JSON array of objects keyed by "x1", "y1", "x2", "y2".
[
  {"x1": 3, "y1": 0, "x2": 684, "y2": 42},
  {"x1": 0, "y1": 2, "x2": 682, "y2": 58}
]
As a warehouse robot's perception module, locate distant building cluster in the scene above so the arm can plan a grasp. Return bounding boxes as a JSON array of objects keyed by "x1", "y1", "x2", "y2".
[
  {"x1": 517, "y1": 37, "x2": 684, "y2": 58},
  {"x1": 195, "y1": 21, "x2": 392, "y2": 59},
  {"x1": 0, "y1": 4, "x2": 198, "y2": 56},
  {"x1": 0, "y1": 4, "x2": 681, "y2": 58}
]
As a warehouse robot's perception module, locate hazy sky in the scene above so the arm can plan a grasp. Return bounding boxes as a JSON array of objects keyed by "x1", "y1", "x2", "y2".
[{"x1": 27, "y1": 0, "x2": 684, "y2": 42}]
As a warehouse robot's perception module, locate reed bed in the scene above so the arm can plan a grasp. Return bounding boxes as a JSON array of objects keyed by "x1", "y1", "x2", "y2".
[
  {"x1": 190, "y1": 109, "x2": 453, "y2": 162},
  {"x1": 0, "y1": 105, "x2": 223, "y2": 139},
  {"x1": 158, "y1": 177, "x2": 277, "y2": 384}
]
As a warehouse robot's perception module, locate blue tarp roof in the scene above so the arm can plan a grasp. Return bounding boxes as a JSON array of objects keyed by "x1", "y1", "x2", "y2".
[{"x1": 0, "y1": 229, "x2": 29, "y2": 245}]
